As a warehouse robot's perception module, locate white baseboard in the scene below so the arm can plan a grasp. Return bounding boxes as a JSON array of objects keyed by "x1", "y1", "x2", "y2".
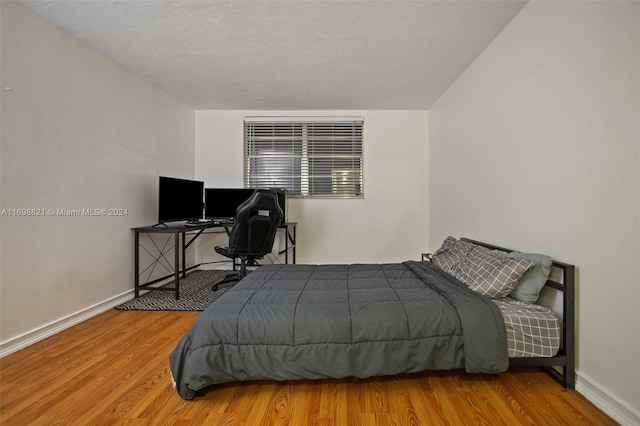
[
  {"x1": 0, "y1": 289, "x2": 134, "y2": 358},
  {"x1": 198, "y1": 264, "x2": 233, "y2": 271},
  {"x1": 577, "y1": 372, "x2": 640, "y2": 425}
]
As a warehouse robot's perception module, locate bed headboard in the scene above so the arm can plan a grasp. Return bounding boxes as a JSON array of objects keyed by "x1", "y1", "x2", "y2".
[{"x1": 460, "y1": 238, "x2": 575, "y2": 389}]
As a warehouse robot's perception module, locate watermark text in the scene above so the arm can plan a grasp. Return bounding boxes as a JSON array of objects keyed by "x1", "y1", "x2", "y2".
[{"x1": 1, "y1": 208, "x2": 129, "y2": 217}]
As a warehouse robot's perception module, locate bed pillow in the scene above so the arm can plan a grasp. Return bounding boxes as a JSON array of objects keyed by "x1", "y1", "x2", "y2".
[
  {"x1": 431, "y1": 236, "x2": 475, "y2": 274},
  {"x1": 507, "y1": 252, "x2": 552, "y2": 303},
  {"x1": 454, "y1": 248, "x2": 535, "y2": 299}
]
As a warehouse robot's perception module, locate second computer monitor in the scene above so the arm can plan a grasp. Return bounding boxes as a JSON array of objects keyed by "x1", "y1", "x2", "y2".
[
  {"x1": 205, "y1": 188, "x2": 254, "y2": 219},
  {"x1": 205, "y1": 188, "x2": 287, "y2": 223}
]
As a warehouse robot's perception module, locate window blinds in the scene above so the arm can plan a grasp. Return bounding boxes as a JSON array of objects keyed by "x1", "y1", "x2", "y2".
[{"x1": 244, "y1": 117, "x2": 363, "y2": 198}]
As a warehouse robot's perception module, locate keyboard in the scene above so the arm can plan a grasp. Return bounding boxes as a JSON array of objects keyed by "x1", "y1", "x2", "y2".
[
  {"x1": 210, "y1": 218, "x2": 234, "y2": 225},
  {"x1": 185, "y1": 219, "x2": 213, "y2": 227}
]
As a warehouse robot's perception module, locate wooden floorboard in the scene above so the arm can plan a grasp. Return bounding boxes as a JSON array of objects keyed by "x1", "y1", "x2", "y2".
[{"x1": 0, "y1": 309, "x2": 615, "y2": 425}]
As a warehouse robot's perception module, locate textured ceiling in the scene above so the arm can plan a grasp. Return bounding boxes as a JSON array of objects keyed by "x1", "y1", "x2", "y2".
[{"x1": 21, "y1": 0, "x2": 527, "y2": 110}]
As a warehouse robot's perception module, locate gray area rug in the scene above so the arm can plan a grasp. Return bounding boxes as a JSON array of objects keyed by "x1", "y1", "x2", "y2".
[{"x1": 115, "y1": 270, "x2": 238, "y2": 311}]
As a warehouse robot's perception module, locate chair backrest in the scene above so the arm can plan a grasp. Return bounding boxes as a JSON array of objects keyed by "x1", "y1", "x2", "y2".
[{"x1": 227, "y1": 189, "x2": 284, "y2": 257}]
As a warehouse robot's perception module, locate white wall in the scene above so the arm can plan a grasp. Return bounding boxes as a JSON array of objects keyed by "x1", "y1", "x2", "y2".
[
  {"x1": 195, "y1": 110, "x2": 429, "y2": 266},
  {"x1": 429, "y1": 1, "x2": 639, "y2": 422},
  {"x1": 0, "y1": 2, "x2": 195, "y2": 348}
]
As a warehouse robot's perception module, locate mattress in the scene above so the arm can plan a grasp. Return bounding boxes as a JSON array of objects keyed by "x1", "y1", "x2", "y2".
[{"x1": 492, "y1": 297, "x2": 561, "y2": 358}]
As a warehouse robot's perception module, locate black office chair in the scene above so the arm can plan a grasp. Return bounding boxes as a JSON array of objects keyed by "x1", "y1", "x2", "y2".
[{"x1": 212, "y1": 189, "x2": 283, "y2": 290}]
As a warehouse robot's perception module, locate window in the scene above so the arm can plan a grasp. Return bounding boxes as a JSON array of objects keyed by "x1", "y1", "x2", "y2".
[{"x1": 244, "y1": 117, "x2": 363, "y2": 198}]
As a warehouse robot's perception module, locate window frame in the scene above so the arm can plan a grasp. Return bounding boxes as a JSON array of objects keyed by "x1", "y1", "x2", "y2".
[{"x1": 244, "y1": 116, "x2": 364, "y2": 199}]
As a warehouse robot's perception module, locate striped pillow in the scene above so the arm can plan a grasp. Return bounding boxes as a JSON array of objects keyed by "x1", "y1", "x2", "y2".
[
  {"x1": 431, "y1": 236, "x2": 475, "y2": 274},
  {"x1": 453, "y1": 248, "x2": 534, "y2": 298}
]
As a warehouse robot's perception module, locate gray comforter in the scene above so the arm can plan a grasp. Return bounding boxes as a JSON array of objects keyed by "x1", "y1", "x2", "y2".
[{"x1": 170, "y1": 261, "x2": 508, "y2": 400}]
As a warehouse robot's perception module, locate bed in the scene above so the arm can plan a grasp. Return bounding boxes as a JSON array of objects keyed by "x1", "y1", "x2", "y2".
[{"x1": 169, "y1": 237, "x2": 575, "y2": 400}]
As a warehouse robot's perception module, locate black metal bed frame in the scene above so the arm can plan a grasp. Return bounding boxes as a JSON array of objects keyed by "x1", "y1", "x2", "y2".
[{"x1": 460, "y1": 238, "x2": 575, "y2": 389}]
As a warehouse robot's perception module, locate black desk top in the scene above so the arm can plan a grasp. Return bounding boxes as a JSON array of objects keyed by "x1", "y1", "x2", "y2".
[
  {"x1": 131, "y1": 221, "x2": 222, "y2": 232},
  {"x1": 132, "y1": 221, "x2": 296, "y2": 232}
]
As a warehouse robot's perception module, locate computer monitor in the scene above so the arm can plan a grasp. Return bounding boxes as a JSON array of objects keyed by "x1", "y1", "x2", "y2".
[
  {"x1": 205, "y1": 188, "x2": 287, "y2": 223},
  {"x1": 205, "y1": 188, "x2": 255, "y2": 219},
  {"x1": 158, "y1": 176, "x2": 204, "y2": 223}
]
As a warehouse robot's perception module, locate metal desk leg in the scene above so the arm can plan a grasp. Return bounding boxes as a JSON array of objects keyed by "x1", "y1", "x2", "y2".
[
  {"x1": 285, "y1": 225, "x2": 289, "y2": 264},
  {"x1": 182, "y1": 230, "x2": 187, "y2": 278},
  {"x1": 174, "y1": 230, "x2": 180, "y2": 299},
  {"x1": 134, "y1": 230, "x2": 140, "y2": 298},
  {"x1": 293, "y1": 225, "x2": 296, "y2": 264}
]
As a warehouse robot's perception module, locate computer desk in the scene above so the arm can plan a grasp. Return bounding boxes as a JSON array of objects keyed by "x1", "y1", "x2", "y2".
[{"x1": 132, "y1": 221, "x2": 297, "y2": 299}]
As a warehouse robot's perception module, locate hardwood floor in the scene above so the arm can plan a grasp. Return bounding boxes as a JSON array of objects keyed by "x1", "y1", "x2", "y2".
[{"x1": 1, "y1": 309, "x2": 615, "y2": 425}]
